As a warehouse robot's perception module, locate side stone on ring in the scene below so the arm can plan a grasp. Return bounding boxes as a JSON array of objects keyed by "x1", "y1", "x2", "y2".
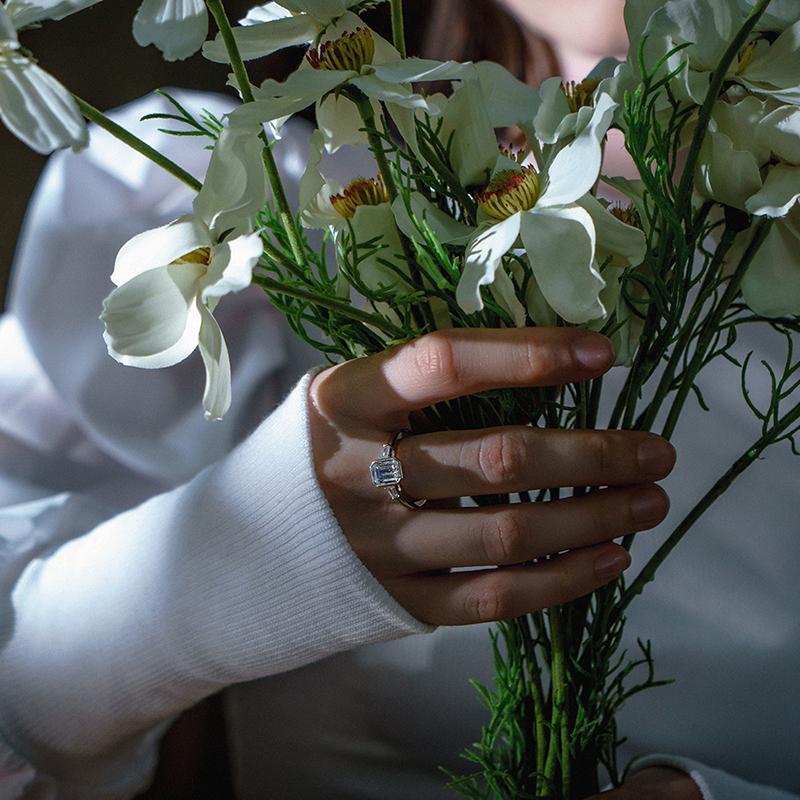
[{"x1": 370, "y1": 432, "x2": 426, "y2": 509}]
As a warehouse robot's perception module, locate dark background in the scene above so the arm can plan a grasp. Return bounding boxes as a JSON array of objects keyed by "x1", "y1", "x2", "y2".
[{"x1": 0, "y1": 0, "x2": 427, "y2": 309}]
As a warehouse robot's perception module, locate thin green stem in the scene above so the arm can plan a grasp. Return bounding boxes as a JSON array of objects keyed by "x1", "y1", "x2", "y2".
[
  {"x1": 543, "y1": 607, "x2": 570, "y2": 799},
  {"x1": 74, "y1": 96, "x2": 202, "y2": 192},
  {"x1": 252, "y1": 273, "x2": 405, "y2": 338},
  {"x1": 205, "y1": 0, "x2": 307, "y2": 266},
  {"x1": 621, "y1": 401, "x2": 800, "y2": 613},
  {"x1": 390, "y1": 0, "x2": 407, "y2": 59}
]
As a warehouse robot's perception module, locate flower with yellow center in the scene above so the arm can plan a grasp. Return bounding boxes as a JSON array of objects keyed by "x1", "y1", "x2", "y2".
[
  {"x1": 306, "y1": 25, "x2": 375, "y2": 72},
  {"x1": 101, "y1": 122, "x2": 268, "y2": 420},
  {"x1": 456, "y1": 91, "x2": 619, "y2": 326},
  {"x1": 561, "y1": 78, "x2": 601, "y2": 113},
  {"x1": 330, "y1": 175, "x2": 389, "y2": 219}
]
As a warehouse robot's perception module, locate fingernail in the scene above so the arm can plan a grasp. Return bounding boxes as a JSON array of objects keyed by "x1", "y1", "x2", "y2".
[
  {"x1": 637, "y1": 437, "x2": 676, "y2": 477},
  {"x1": 595, "y1": 550, "x2": 631, "y2": 581},
  {"x1": 630, "y1": 486, "x2": 668, "y2": 524},
  {"x1": 572, "y1": 335, "x2": 614, "y2": 371}
]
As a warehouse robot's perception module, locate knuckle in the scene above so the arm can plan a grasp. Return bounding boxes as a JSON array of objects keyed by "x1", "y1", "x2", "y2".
[
  {"x1": 468, "y1": 576, "x2": 516, "y2": 623},
  {"x1": 410, "y1": 333, "x2": 459, "y2": 392},
  {"x1": 481, "y1": 511, "x2": 525, "y2": 565},
  {"x1": 587, "y1": 432, "x2": 612, "y2": 476},
  {"x1": 477, "y1": 430, "x2": 527, "y2": 486}
]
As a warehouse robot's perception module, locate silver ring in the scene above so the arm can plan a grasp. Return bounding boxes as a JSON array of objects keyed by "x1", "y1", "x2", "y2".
[{"x1": 369, "y1": 430, "x2": 427, "y2": 510}]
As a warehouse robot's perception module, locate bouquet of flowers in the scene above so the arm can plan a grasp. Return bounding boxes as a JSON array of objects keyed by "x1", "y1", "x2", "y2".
[{"x1": 3, "y1": 0, "x2": 799, "y2": 796}]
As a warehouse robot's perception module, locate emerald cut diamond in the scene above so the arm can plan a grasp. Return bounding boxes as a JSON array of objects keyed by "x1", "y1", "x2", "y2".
[{"x1": 370, "y1": 456, "x2": 403, "y2": 487}]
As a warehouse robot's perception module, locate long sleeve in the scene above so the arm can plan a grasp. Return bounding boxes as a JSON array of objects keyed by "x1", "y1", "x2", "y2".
[
  {"x1": 630, "y1": 754, "x2": 800, "y2": 800},
  {"x1": 0, "y1": 92, "x2": 432, "y2": 798}
]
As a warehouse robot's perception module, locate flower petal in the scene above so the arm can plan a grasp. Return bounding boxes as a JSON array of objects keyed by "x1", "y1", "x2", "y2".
[
  {"x1": 745, "y1": 165, "x2": 800, "y2": 218},
  {"x1": 349, "y1": 204, "x2": 409, "y2": 293},
  {"x1": 197, "y1": 303, "x2": 232, "y2": 420},
  {"x1": 202, "y1": 232, "x2": 263, "y2": 300},
  {"x1": 520, "y1": 207, "x2": 605, "y2": 324},
  {"x1": 533, "y1": 77, "x2": 575, "y2": 145},
  {"x1": 741, "y1": 20, "x2": 800, "y2": 101},
  {"x1": 112, "y1": 215, "x2": 210, "y2": 285},
  {"x1": 696, "y1": 129, "x2": 763, "y2": 211},
  {"x1": 391, "y1": 193, "x2": 474, "y2": 246},
  {"x1": 539, "y1": 93, "x2": 616, "y2": 208},
  {"x1": 202, "y1": 13, "x2": 321, "y2": 62},
  {"x1": 316, "y1": 91, "x2": 377, "y2": 152},
  {"x1": 278, "y1": 0, "x2": 348, "y2": 22},
  {"x1": 372, "y1": 58, "x2": 474, "y2": 85},
  {"x1": 740, "y1": 215, "x2": 800, "y2": 317},
  {"x1": 350, "y1": 74, "x2": 436, "y2": 110},
  {"x1": 133, "y1": 0, "x2": 208, "y2": 62},
  {"x1": 239, "y1": 3, "x2": 293, "y2": 24},
  {"x1": 490, "y1": 266, "x2": 527, "y2": 328},
  {"x1": 255, "y1": 63, "x2": 351, "y2": 101},
  {"x1": 456, "y1": 214, "x2": 522, "y2": 315},
  {"x1": 101, "y1": 264, "x2": 205, "y2": 367},
  {"x1": 577, "y1": 194, "x2": 646, "y2": 268},
  {"x1": 0, "y1": 55, "x2": 88, "y2": 154},
  {"x1": 474, "y1": 61, "x2": 540, "y2": 129},
  {"x1": 193, "y1": 122, "x2": 269, "y2": 234},
  {"x1": 757, "y1": 105, "x2": 800, "y2": 166},
  {"x1": 5, "y1": 0, "x2": 101, "y2": 27}
]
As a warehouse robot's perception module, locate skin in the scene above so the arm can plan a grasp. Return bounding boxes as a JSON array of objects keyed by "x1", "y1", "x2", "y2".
[{"x1": 307, "y1": 6, "x2": 701, "y2": 799}]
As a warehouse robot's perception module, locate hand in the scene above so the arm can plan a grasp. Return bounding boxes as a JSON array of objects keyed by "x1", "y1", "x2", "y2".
[
  {"x1": 586, "y1": 766, "x2": 702, "y2": 799},
  {"x1": 308, "y1": 328, "x2": 675, "y2": 626}
]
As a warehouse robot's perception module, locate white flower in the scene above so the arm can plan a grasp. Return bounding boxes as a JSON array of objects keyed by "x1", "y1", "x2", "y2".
[
  {"x1": 133, "y1": 0, "x2": 208, "y2": 61},
  {"x1": 456, "y1": 93, "x2": 618, "y2": 325},
  {"x1": 300, "y1": 130, "x2": 408, "y2": 296},
  {"x1": 0, "y1": 3, "x2": 88, "y2": 153},
  {"x1": 100, "y1": 123, "x2": 269, "y2": 420},
  {"x1": 3, "y1": 0, "x2": 102, "y2": 27},
  {"x1": 229, "y1": 13, "x2": 470, "y2": 143},
  {"x1": 203, "y1": 0, "x2": 382, "y2": 63},
  {"x1": 739, "y1": 206, "x2": 800, "y2": 317}
]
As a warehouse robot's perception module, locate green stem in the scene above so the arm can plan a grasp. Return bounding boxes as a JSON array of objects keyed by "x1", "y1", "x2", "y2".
[
  {"x1": 390, "y1": 0, "x2": 407, "y2": 59},
  {"x1": 674, "y1": 0, "x2": 774, "y2": 217},
  {"x1": 252, "y1": 273, "x2": 405, "y2": 338},
  {"x1": 354, "y1": 94, "x2": 400, "y2": 202},
  {"x1": 204, "y1": 0, "x2": 307, "y2": 267},
  {"x1": 74, "y1": 96, "x2": 202, "y2": 192},
  {"x1": 544, "y1": 607, "x2": 570, "y2": 799},
  {"x1": 621, "y1": 401, "x2": 800, "y2": 613}
]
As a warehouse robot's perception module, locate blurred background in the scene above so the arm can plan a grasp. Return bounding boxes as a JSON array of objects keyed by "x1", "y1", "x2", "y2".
[{"x1": 0, "y1": 0, "x2": 429, "y2": 309}]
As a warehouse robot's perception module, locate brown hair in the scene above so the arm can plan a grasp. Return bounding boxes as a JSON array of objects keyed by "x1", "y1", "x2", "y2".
[{"x1": 419, "y1": 0, "x2": 559, "y2": 86}]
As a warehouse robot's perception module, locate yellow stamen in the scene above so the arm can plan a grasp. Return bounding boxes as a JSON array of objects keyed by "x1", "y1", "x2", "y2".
[
  {"x1": 175, "y1": 247, "x2": 211, "y2": 265},
  {"x1": 737, "y1": 41, "x2": 758, "y2": 74},
  {"x1": 307, "y1": 27, "x2": 375, "y2": 72},
  {"x1": 475, "y1": 167, "x2": 541, "y2": 221},
  {"x1": 610, "y1": 204, "x2": 642, "y2": 229},
  {"x1": 330, "y1": 175, "x2": 390, "y2": 219},
  {"x1": 498, "y1": 144, "x2": 526, "y2": 164},
  {"x1": 561, "y1": 78, "x2": 600, "y2": 113}
]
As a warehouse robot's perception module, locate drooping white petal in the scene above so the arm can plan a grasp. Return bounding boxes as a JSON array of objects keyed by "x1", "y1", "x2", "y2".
[
  {"x1": 193, "y1": 123, "x2": 269, "y2": 235},
  {"x1": 0, "y1": 54, "x2": 88, "y2": 154},
  {"x1": 457, "y1": 214, "x2": 522, "y2": 316},
  {"x1": 438, "y1": 78, "x2": 499, "y2": 187},
  {"x1": 745, "y1": 165, "x2": 800, "y2": 218},
  {"x1": 229, "y1": 95, "x2": 316, "y2": 129},
  {"x1": 350, "y1": 73, "x2": 436, "y2": 111},
  {"x1": 278, "y1": 0, "x2": 348, "y2": 23},
  {"x1": 202, "y1": 13, "x2": 320, "y2": 62},
  {"x1": 372, "y1": 58, "x2": 474, "y2": 85},
  {"x1": 538, "y1": 93, "x2": 616, "y2": 209},
  {"x1": 740, "y1": 216, "x2": 800, "y2": 317},
  {"x1": 757, "y1": 105, "x2": 800, "y2": 166},
  {"x1": 489, "y1": 266, "x2": 526, "y2": 328},
  {"x1": 197, "y1": 303, "x2": 232, "y2": 420},
  {"x1": 534, "y1": 77, "x2": 575, "y2": 145},
  {"x1": 697, "y1": 129, "x2": 763, "y2": 211},
  {"x1": 256, "y1": 66, "x2": 352, "y2": 104},
  {"x1": 577, "y1": 194, "x2": 646, "y2": 268},
  {"x1": 112, "y1": 215, "x2": 210, "y2": 286},
  {"x1": 316, "y1": 91, "x2": 378, "y2": 153},
  {"x1": 297, "y1": 130, "x2": 342, "y2": 229},
  {"x1": 391, "y1": 194, "x2": 474, "y2": 246},
  {"x1": 520, "y1": 207, "x2": 605, "y2": 324},
  {"x1": 239, "y1": 2, "x2": 293, "y2": 25},
  {"x1": 474, "y1": 61, "x2": 540, "y2": 129},
  {"x1": 101, "y1": 264, "x2": 206, "y2": 368},
  {"x1": 5, "y1": 0, "x2": 101, "y2": 27},
  {"x1": 713, "y1": 95, "x2": 771, "y2": 166},
  {"x1": 133, "y1": 0, "x2": 208, "y2": 62},
  {"x1": 349, "y1": 204, "x2": 409, "y2": 293},
  {"x1": 202, "y1": 232, "x2": 263, "y2": 300},
  {"x1": 0, "y1": 6, "x2": 17, "y2": 41},
  {"x1": 740, "y1": 20, "x2": 800, "y2": 103}
]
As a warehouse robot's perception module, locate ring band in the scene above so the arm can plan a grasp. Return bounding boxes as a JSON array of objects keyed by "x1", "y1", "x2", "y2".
[{"x1": 369, "y1": 431, "x2": 427, "y2": 510}]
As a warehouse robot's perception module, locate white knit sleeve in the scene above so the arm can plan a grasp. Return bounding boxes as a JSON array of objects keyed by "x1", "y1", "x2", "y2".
[
  {"x1": 0, "y1": 370, "x2": 432, "y2": 799},
  {"x1": 630, "y1": 754, "x2": 800, "y2": 800}
]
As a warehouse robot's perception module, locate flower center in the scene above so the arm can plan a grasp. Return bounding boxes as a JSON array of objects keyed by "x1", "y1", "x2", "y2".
[
  {"x1": 175, "y1": 247, "x2": 211, "y2": 266},
  {"x1": 330, "y1": 176, "x2": 389, "y2": 219},
  {"x1": 561, "y1": 78, "x2": 600, "y2": 113},
  {"x1": 498, "y1": 144, "x2": 527, "y2": 164},
  {"x1": 475, "y1": 167, "x2": 541, "y2": 221},
  {"x1": 610, "y1": 204, "x2": 641, "y2": 229},
  {"x1": 307, "y1": 27, "x2": 375, "y2": 72}
]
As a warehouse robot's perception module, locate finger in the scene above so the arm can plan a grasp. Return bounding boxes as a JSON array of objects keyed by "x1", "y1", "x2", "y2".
[
  {"x1": 395, "y1": 426, "x2": 676, "y2": 499},
  {"x1": 313, "y1": 328, "x2": 614, "y2": 428},
  {"x1": 389, "y1": 543, "x2": 631, "y2": 626},
  {"x1": 364, "y1": 485, "x2": 668, "y2": 574}
]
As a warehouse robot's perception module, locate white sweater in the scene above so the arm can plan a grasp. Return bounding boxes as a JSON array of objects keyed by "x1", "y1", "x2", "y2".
[{"x1": 0, "y1": 93, "x2": 797, "y2": 799}]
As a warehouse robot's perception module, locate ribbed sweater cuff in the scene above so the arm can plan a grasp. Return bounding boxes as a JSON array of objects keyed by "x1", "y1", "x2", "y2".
[{"x1": 630, "y1": 754, "x2": 799, "y2": 800}]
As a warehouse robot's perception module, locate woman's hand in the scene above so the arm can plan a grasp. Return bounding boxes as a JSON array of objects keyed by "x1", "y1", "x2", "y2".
[
  {"x1": 308, "y1": 328, "x2": 675, "y2": 626},
  {"x1": 586, "y1": 767, "x2": 702, "y2": 799}
]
